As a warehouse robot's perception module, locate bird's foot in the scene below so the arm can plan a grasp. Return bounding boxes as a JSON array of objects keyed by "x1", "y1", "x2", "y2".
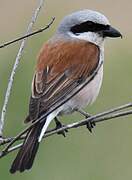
[
  {"x1": 54, "y1": 117, "x2": 68, "y2": 137},
  {"x1": 76, "y1": 109, "x2": 96, "y2": 133},
  {"x1": 86, "y1": 120, "x2": 96, "y2": 133}
]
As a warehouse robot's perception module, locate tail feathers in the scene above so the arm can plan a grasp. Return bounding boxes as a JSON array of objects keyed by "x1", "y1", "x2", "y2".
[{"x1": 10, "y1": 122, "x2": 44, "y2": 173}]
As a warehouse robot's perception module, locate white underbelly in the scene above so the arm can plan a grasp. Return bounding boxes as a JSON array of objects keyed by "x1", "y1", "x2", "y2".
[{"x1": 59, "y1": 66, "x2": 103, "y2": 115}]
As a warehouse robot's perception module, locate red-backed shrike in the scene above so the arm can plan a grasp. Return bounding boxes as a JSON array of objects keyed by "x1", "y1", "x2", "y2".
[{"x1": 10, "y1": 9, "x2": 122, "y2": 173}]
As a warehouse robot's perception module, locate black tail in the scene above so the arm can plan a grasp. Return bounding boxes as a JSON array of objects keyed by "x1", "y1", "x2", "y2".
[{"x1": 10, "y1": 121, "x2": 45, "y2": 173}]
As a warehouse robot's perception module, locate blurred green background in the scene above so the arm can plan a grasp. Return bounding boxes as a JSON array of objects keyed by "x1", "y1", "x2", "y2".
[{"x1": 0, "y1": 0, "x2": 132, "y2": 179}]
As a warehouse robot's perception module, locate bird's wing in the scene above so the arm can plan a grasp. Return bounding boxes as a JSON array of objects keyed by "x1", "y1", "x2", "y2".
[{"x1": 25, "y1": 40, "x2": 100, "y2": 122}]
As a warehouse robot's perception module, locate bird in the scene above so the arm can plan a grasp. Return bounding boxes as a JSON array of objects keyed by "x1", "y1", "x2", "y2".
[{"x1": 10, "y1": 9, "x2": 122, "y2": 173}]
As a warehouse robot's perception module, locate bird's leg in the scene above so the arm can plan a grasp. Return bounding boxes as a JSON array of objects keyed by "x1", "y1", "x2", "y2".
[
  {"x1": 76, "y1": 109, "x2": 96, "y2": 133},
  {"x1": 77, "y1": 109, "x2": 91, "y2": 118},
  {"x1": 54, "y1": 117, "x2": 68, "y2": 137}
]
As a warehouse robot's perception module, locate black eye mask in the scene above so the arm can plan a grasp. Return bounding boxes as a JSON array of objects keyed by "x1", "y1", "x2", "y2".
[{"x1": 70, "y1": 21, "x2": 110, "y2": 34}]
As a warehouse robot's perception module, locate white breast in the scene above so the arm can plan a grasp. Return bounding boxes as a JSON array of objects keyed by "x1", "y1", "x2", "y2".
[{"x1": 72, "y1": 66, "x2": 103, "y2": 106}]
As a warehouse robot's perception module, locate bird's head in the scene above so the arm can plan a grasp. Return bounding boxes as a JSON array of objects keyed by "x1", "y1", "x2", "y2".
[{"x1": 57, "y1": 9, "x2": 122, "y2": 46}]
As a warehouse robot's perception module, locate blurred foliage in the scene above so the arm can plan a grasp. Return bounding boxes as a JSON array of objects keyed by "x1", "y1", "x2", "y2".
[{"x1": 0, "y1": 0, "x2": 132, "y2": 180}]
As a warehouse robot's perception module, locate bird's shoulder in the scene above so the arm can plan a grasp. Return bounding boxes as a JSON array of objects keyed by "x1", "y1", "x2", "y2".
[{"x1": 36, "y1": 39, "x2": 99, "y2": 72}]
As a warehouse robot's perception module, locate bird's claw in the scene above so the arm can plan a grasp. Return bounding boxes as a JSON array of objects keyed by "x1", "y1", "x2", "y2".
[
  {"x1": 86, "y1": 120, "x2": 96, "y2": 133},
  {"x1": 55, "y1": 118, "x2": 68, "y2": 137}
]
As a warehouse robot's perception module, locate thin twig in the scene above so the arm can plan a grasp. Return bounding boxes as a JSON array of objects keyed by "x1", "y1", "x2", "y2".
[
  {"x1": 0, "y1": 105, "x2": 132, "y2": 158},
  {"x1": 0, "y1": 143, "x2": 23, "y2": 158},
  {"x1": 0, "y1": 17, "x2": 55, "y2": 49},
  {"x1": 1, "y1": 102, "x2": 132, "y2": 146},
  {"x1": 0, "y1": 0, "x2": 45, "y2": 136}
]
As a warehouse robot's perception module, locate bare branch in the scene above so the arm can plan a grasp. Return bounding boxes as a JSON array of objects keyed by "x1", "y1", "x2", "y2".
[
  {"x1": 1, "y1": 102, "x2": 132, "y2": 145},
  {"x1": 0, "y1": 0, "x2": 45, "y2": 136},
  {"x1": 0, "y1": 143, "x2": 22, "y2": 158},
  {"x1": 0, "y1": 17, "x2": 55, "y2": 49},
  {"x1": 0, "y1": 102, "x2": 132, "y2": 158}
]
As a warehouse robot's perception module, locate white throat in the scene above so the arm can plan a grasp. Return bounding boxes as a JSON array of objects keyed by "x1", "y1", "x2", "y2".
[{"x1": 68, "y1": 31, "x2": 104, "y2": 47}]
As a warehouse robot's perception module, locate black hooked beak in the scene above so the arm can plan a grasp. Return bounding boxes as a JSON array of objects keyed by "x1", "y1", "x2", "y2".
[{"x1": 103, "y1": 26, "x2": 122, "y2": 38}]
